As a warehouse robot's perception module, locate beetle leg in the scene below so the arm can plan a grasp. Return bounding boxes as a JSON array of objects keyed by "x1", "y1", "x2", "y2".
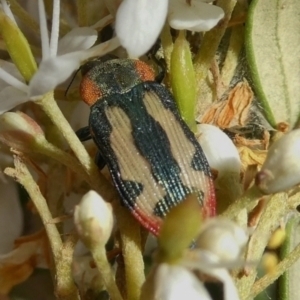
[
  {"x1": 95, "y1": 151, "x2": 106, "y2": 170},
  {"x1": 76, "y1": 126, "x2": 92, "y2": 141}
]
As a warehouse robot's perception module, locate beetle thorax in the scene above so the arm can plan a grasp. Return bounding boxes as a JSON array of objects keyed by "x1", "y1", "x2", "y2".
[{"x1": 80, "y1": 59, "x2": 155, "y2": 106}]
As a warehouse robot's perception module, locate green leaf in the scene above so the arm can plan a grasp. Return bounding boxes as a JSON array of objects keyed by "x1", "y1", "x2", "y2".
[
  {"x1": 170, "y1": 31, "x2": 197, "y2": 132},
  {"x1": 246, "y1": 0, "x2": 300, "y2": 128},
  {"x1": 0, "y1": 11, "x2": 37, "y2": 82},
  {"x1": 157, "y1": 193, "x2": 202, "y2": 264},
  {"x1": 279, "y1": 217, "x2": 300, "y2": 300}
]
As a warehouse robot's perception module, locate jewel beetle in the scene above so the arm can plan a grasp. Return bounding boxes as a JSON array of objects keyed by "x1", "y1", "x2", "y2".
[{"x1": 77, "y1": 56, "x2": 216, "y2": 235}]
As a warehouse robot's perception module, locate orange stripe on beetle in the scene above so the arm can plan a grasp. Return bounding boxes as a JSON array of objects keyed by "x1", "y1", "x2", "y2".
[
  {"x1": 134, "y1": 60, "x2": 156, "y2": 82},
  {"x1": 80, "y1": 77, "x2": 103, "y2": 106}
]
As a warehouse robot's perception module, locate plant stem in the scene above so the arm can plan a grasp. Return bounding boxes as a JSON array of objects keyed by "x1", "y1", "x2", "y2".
[
  {"x1": 36, "y1": 138, "x2": 93, "y2": 186},
  {"x1": 115, "y1": 203, "x2": 145, "y2": 300},
  {"x1": 37, "y1": 92, "x2": 117, "y2": 201},
  {"x1": 92, "y1": 244, "x2": 123, "y2": 300},
  {"x1": 222, "y1": 185, "x2": 263, "y2": 220},
  {"x1": 194, "y1": 0, "x2": 237, "y2": 108},
  {"x1": 5, "y1": 156, "x2": 62, "y2": 265},
  {"x1": 56, "y1": 233, "x2": 80, "y2": 300},
  {"x1": 161, "y1": 24, "x2": 174, "y2": 73},
  {"x1": 251, "y1": 241, "x2": 300, "y2": 298}
]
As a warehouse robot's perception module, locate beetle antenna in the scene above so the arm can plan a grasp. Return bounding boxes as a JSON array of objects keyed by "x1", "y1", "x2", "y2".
[{"x1": 65, "y1": 68, "x2": 81, "y2": 98}]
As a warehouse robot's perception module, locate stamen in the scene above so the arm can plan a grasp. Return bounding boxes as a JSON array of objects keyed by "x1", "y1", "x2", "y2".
[
  {"x1": 49, "y1": 0, "x2": 60, "y2": 57},
  {"x1": 38, "y1": 0, "x2": 50, "y2": 60},
  {"x1": 0, "y1": 68, "x2": 28, "y2": 93},
  {"x1": 90, "y1": 15, "x2": 113, "y2": 30}
]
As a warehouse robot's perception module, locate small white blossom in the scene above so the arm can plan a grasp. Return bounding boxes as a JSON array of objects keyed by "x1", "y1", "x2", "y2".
[
  {"x1": 0, "y1": 0, "x2": 120, "y2": 113},
  {"x1": 195, "y1": 218, "x2": 248, "y2": 262},
  {"x1": 181, "y1": 219, "x2": 247, "y2": 300},
  {"x1": 256, "y1": 129, "x2": 300, "y2": 194},
  {"x1": 147, "y1": 218, "x2": 246, "y2": 300},
  {"x1": 115, "y1": 0, "x2": 224, "y2": 57},
  {"x1": 155, "y1": 264, "x2": 211, "y2": 300}
]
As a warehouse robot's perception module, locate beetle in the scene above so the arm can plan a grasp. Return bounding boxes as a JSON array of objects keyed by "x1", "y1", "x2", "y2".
[{"x1": 77, "y1": 56, "x2": 216, "y2": 235}]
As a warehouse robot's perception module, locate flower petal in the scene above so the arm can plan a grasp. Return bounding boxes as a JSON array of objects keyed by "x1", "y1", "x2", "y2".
[
  {"x1": 57, "y1": 27, "x2": 98, "y2": 55},
  {"x1": 0, "y1": 60, "x2": 24, "y2": 83},
  {"x1": 182, "y1": 249, "x2": 241, "y2": 300},
  {"x1": 168, "y1": 0, "x2": 224, "y2": 31},
  {"x1": 155, "y1": 264, "x2": 211, "y2": 300},
  {"x1": 195, "y1": 218, "x2": 248, "y2": 262},
  {"x1": 0, "y1": 61, "x2": 28, "y2": 93},
  {"x1": 197, "y1": 124, "x2": 241, "y2": 176},
  {"x1": 28, "y1": 51, "x2": 85, "y2": 98},
  {"x1": 0, "y1": 86, "x2": 28, "y2": 114},
  {"x1": 204, "y1": 268, "x2": 240, "y2": 300},
  {"x1": 115, "y1": 0, "x2": 168, "y2": 57}
]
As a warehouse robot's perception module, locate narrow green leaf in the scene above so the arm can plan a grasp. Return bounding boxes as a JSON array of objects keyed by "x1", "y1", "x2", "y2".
[
  {"x1": 279, "y1": 217, "x2": 300, "y2": 300},
  {"x1": 0, "y1": 11, "x2": 37, "y2": 82},
  {"x1": 245, "y1": 0, "x2": 300, "y2": 128},
  {"x1": 170, "y1": 31, "x2": 197, "y2": 132},
  {"x1": 157, "y1": 193, "x2": 202, "y2": 264}
]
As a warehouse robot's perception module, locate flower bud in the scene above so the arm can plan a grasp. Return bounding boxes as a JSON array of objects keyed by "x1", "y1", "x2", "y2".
[
  {"x1": 0, "y1": 111, "x2": 45, "y2": 150},
  {"x1": 0, "y1": 10, "x2": 37, "y2": 81},
  {"x1": 74, "y1": 190, "x2": 113, "y2": 248},
  {"x1": 255, "y1": 129, "x2": 300, "y2": 194},
  {"x1": 195, "y1": 218, "x2": 248, "y2": 262},
  {"x1": 170, "y1": 31, "x2": 197, "y2": 131},
  {"x1": 197, "y1": 124, "x2": 242, "y2": 212},
  {"x1": 197, "y1": 124, "x2": 241, "y2": 177}
]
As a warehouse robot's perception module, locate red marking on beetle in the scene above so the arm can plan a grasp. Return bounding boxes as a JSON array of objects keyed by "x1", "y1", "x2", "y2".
[
  {"x1": 134, "y1": 60, "x2": 156, "y2": 82},
  {"x1": 132, "y1": 207, "x2": 162, "y2": 236},
  {"x1": 80, "y1": 76, "x2": 102, "y2": 106},
  {"x1": 203, "y1": 180, "x2": 216, "y2": 217}
]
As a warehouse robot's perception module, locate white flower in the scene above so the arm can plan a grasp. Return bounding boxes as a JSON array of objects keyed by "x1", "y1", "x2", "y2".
[
  {"x1": 115, "y1": 0, "x2": 168, "y2": 58},
  {"x1": 146, "y1": 218, "x2": 246, "y2": 300},
  {"x1": 0, "y1": 0, "x2": 120, "y2": 113},
  {"x1": 115, "y1": 0, "x2": 224, "y2": 57},
  {"x1": 256, "y1": 129, "x2": 300, "y2": 194},
  {"x1": 180, "y1": 219, "x2": 246, "y2": 300},
  {"x1": 194, "y1": 218, "x2": 248, "y2": 263},
  {"x1": 155, "y1": 264, "x2": 211, "y2": 300},
  {"x1": 0, "y1": 61, "x2": 29, "y2": 113}
]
